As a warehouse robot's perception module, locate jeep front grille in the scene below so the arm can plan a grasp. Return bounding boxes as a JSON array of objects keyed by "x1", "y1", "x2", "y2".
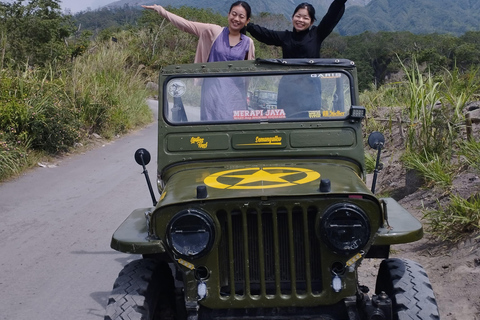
[{"x1": 217, "y1": 206, "x2": 322, "y2": 298}]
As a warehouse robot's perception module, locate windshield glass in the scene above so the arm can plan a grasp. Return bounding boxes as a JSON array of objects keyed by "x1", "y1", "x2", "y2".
[{"x1": 164, "y1": 71, "x2": 352, "y2": 124}]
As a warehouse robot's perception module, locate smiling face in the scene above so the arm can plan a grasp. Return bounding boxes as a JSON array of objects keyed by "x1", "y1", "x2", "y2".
[
  {"x1": 292, "y1": 8, "x2": 313, "y2": 32},
  {"x1": 228, "y1": 5, "x2": 250, "y2": 33}
]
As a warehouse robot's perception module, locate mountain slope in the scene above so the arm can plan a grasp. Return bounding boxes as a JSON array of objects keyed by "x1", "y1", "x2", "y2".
[
  {"x1": 104, "y1": 0, "x2": 480, "y2": 35},
  {"x1": 105, "y1": 0, "x2": 371, "y2": 18},
  {"x1": 338, "y1": 0, "x2": 480, "y2": 35}
]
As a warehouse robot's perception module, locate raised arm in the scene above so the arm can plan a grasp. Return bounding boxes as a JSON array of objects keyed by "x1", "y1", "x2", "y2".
[
  {"x1": 316, "y1": 0, "x2": 347, "y2": 42},
  {"x1": 246, "y1": 23, "x2": 285, "y2": 46},
  {"x1": 141, "y1": 4, "x2": 215, "y2": 37}
]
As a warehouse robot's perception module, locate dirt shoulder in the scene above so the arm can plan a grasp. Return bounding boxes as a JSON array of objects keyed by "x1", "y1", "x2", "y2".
[{"x1": 360, "y1": 107, "x2": 480, "y2": 319}]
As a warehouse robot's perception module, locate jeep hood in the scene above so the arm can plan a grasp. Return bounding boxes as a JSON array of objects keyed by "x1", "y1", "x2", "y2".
[{"x1": 158, "y1": 160, "x2": 372, "y2": 206}]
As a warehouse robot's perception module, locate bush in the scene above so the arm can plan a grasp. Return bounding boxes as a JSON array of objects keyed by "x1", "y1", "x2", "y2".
[{"x1": 0, "y1": 70, "x2": 81, "y2": 154}]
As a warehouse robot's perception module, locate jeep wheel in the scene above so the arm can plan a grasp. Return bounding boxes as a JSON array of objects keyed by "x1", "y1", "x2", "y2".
[
  {"x1": 105, "y1": 258, "x2": 176, "y2": 320},
  {"x1": 375, "y1": 258, "x2": 440, "y2": 320}
]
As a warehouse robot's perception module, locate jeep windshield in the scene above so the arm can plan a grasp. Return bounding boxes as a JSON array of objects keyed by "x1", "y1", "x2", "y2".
[{"x1": 164, "y1": 70, "x2": 353, "y2": 124}]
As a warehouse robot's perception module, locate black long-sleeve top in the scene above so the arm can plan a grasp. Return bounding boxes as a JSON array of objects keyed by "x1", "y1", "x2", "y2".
[{"x1": 246, "y1": 0, "x2": 346, "y2": 58}]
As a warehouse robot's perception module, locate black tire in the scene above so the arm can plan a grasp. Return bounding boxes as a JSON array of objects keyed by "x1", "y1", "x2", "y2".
[
  {"x1": 105, "y1": 258, "x2": 176, "y2": 320},
  {"x1": 375, "y1": 258, "x2": 440, "y2": 320}
]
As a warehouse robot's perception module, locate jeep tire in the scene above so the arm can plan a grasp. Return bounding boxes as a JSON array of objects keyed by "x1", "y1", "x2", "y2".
[
  {"x1": 375, "y1": 258, "x2": 440, "y2": 320},
  {"x1": 105, "y1": 258, "x2": 176, "y2": 320}
]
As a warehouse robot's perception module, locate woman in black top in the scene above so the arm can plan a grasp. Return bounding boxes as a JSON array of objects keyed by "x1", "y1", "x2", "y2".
[
  {"x1": 246, "y1": 1, "x2": 347, "y2": 117},
  {"x1": 246, "y1": 1, "x2": 347, "y2": 58}
]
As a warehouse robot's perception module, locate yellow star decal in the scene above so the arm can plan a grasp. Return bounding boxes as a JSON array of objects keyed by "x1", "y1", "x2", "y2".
[
  {"x1": 224, "y1": 169, "x2": 300, "y2": 186},
  {"x1": 204, "y1": 167, "x2": 320, "y2": 190}
]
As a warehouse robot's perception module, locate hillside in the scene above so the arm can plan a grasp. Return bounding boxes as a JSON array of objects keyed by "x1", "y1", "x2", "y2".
[
  {"x1": 103, "y1": 0, "x2": 345, "y2": 17},
  {"x1": 338, "y1": 0, "x2": 480, "y2": 35},
  {"x1": 101, "y1": 0, "x2": 480, "y2": 36}
]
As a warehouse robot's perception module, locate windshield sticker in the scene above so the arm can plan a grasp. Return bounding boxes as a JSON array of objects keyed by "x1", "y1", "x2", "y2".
[
  {"x1": 167, "y1": 80, "x2": 186, "y2": 97},
  {"x1": 233, "y1": 109, "x2": 286, "y2": 120},
  {"x1": 323, "y1": 110, "x2": 346, "y2": 117},
  {"x1": 204, "y1": 167, "x2": 320, "y2": 190},
  {"x1": 307, "y1": 111, "x2": 322, "y2": 118},
  {"x1": 190, "y1": 136, "x2": 208, "y2": 149},
  {"x1": 311, "y1": 73, "x2": 342, "y2": 79}
]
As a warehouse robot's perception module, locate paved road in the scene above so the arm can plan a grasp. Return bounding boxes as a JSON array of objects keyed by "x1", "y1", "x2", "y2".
[{"x1": 0, "y1": 100, "x2": 159, "y2": 320}]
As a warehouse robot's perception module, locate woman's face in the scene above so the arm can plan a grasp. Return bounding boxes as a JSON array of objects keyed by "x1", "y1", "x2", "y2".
[
  {"x1": 292, "y1": 8, "x2": 313, "y2": 32},
  {"x1": 228, "y1": 5, "x2": 250, "y2": 32}
]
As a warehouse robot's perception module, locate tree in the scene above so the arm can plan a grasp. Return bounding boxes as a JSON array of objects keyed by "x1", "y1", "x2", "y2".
[{"x1": 0, "y1": 0, "x2": 75, "y2": 68}]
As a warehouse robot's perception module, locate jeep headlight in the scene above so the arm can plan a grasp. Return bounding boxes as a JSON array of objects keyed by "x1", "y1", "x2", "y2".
[
  {"x1": 319, "y1": 203, "x2": 370, "y2": 255},
  {"x1": 166, "y1": 209, "x2": 215, "y2": 259}
]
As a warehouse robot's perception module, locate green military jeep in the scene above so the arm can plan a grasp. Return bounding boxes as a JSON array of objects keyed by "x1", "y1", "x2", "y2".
[{"x1": 105, "y1": 59, "x2": 440, "y2": 320}]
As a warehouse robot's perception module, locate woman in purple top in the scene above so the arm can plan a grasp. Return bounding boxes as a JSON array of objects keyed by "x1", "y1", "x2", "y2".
[
  {"x1": 143, "y1": 2, "x2": 255, "y2": 120},
  {"x1": 202, "y1": 25, "x2": 252, "y2": 120}
]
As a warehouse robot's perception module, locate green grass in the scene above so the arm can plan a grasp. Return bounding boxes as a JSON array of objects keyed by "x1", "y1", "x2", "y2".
[
  {"x1": 402, "y1": 149, "x2": 457, "y2": 189},
  {"x1": 423, "y1": 193, "x2": 480, "y2": 242},
  {"x1": 458, "y1": 139, "x2": 480, "y2": 172},
  {"x1": 364, "y1": 152, "x2": 376, "y2": 174}
]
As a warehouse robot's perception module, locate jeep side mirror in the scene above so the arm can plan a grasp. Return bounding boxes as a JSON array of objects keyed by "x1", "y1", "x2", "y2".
[
  {"x1": 368, "y1": 131, "x2": 385, "y2": 149},
  {"x1": 368, "y1": 132, "x2": 385, "y2": 194},
  {"x1": 134, "y1": 148, "x2": 157, "y2": 206},
  {"x1": 135, "y1": 148, "x2": 151, "y2": 166}
]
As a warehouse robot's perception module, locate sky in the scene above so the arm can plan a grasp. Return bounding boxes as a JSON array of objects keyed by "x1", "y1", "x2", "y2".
[{"x1": 60, "y1": 0, "x2": 115, "y2": 14}]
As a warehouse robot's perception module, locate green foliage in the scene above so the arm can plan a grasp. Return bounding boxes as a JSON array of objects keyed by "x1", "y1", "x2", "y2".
[
  {"x1": 0, "y1": 0, "x2": 75, "y2": 68},
  {"x1": 458, "y1": 139, "x2": 480, "y2": 172},
  {"x1": 0, "y1": 139, "x2": 30, "y2": 181},
  {"x1": 72, "y1": 6, "x2": 142, "y2": 32},
  {"x1": 0, "y1": 68, "x2": 81, "y2": 153},
  {"x1": 423, "y1": 194, "x2": 480, "y2": 242},
  {"x1": 364, "y1": 152, "x2": 376, "y2": 174},
  {"x1": 400, "y1": 58, "x2": 443, "y2": 154},
  {"x1": 323, "y1": 31, "x2": 480, "y2": 90},
  {"x1": 70, "y1": 38, "x2": 151, "y2": 138},
  {"x1": 402, "y1": 150, "x2": 456, "y2": 189}
]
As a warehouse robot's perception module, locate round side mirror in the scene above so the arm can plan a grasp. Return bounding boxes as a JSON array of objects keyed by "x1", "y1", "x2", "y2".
[
  {"x1": 134, "y1": 148, "x2": 151, "y2": 166},
  {"x1": 368, "y1": 132, "x2": 385, "y2": 149}
]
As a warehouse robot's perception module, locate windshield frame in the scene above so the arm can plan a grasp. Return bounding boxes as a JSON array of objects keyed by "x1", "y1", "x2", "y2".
[{"x1": 162, "y1": 69, "x2": 356, "y2": 126}]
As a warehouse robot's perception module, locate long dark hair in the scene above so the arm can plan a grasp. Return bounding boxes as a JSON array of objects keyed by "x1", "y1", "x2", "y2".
[
  {"x1": 229, "y1": 1, "x2": 252, "y2": 20},
  {"x1": 293, "y1": 2, "x2": 316, "y2": 21}
]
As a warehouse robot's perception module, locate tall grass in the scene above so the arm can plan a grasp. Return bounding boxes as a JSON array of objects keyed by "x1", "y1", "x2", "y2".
[
  {"x1": 70, "y1": 37, "x2": 152, "y2": 138},
  {"x1": 458, "y1": 139, "x2": 480, "y2": 172},
  {"x1": 402, "y1": 150, "x2": 456, "y2": 189},
  {"x1": 400, "y1": 58, "x2": 443, "y2": 154},
  {"x1": 397, "y1": 57, "x2": 480, "y2": 187},
  {"x1": 424, "y1": 194, "x2": 480, "y2": 242},
  {"x1": 1, "y1": 33, "x2": 154, "y2": 181},
  {"x1": 362, "y1": 56, "x2": 480, "y2": 242}
]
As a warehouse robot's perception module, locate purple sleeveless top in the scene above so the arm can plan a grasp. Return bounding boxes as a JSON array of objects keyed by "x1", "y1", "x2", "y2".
[
  {"x1": 201, "y1": 27, "x2": 251, "y2": 120},
  {"x1": 208, "y1": 27, "x2": 251, "y2": 62}
]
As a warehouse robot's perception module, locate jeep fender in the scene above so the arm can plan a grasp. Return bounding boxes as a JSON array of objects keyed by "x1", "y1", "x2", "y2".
[{"x1": 110, "y1": 207, "x2": 166, "y2": 254}]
